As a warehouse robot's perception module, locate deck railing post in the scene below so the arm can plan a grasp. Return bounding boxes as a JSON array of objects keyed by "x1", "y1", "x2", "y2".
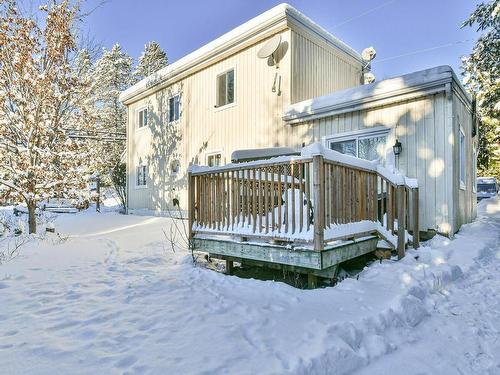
[
  {"x1": 313, "y1": 155, "x2": 325, "y2": 251},
  {"x1": 396, "y1": 185, "x2": 406, "y2": 259},
  {"x1": 412, "y1": 187, "x2": 420, "y2": 249}
]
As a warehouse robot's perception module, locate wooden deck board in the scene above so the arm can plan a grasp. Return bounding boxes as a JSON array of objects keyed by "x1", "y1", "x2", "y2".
[{"x1": 193, "y1": 235, "x2": 378, "y2": 271}]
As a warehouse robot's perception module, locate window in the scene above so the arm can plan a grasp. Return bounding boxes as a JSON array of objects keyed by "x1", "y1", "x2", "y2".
[
  {"x1": 136, "y1": 165, "x2": 147, "y2": 187},
  {"x1": 331, "y1": 139, "x2": 356, "y2": 157},
  {"x1": 168, "y1": 95, "x2": 180, "y2": 123},
  {"x1": 138, "y1": 108, "x2": 148, "y2": 128},
  {"x1": 170, "y1": 159, "x2": 180, "y2": 175},
  {"x1": 216, "y1": 69, "x2": 234, "y2": 107},
  {"x1": 207, "y1": 152, "x2": 222, "y2": 167},
  {"x1": 328, "y1": 130, "x2": 388, "y2": 162},
  {"x1": 459, "y1": 129, "x2": 466, "y2": 188}
]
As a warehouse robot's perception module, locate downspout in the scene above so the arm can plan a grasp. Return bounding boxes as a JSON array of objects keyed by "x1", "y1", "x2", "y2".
[{"x1": 125, "y1": 106, "x2": 129, "y2": 215}]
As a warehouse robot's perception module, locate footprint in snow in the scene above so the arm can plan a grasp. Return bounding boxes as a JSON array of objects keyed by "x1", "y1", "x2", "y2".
[
  {"x1": 0, "y1": 282, "x2": 9, "y2": 289},
  {"x1": 34, "y1": 306, "x2": 62, "y2": 315},
  {"x1": 2, "y1": 329, "x2": 18, "y2": 337},
  {"x1": 65, "y1": 291, "x2": 82, "y2": 300},
  {"x1": 115, "y1": 355, "x2": 138, "y2": 369}
]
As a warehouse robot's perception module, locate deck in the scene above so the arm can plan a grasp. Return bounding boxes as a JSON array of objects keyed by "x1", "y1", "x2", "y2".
[{"x1": 188, "y1": 144, "x2": 419, "y2": 286}]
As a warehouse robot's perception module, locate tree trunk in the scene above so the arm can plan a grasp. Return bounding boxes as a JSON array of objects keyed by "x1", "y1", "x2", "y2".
[{"x1": 27, "y1": 200, "x2": 36, "y2": 234}]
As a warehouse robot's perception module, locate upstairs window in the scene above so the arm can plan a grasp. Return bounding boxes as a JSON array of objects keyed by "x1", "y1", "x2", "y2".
[
  {"x1": 136, "y1": 165, "x2": 147, "y2": 187},
  {"x1": 216, "y1": 69, "x2": 234, "y2": 107},
  {"x1": 169, "y1": 95, "x2": 180, "y2": 123},
  {"x1": 459, "y1": 129, "x2": 466, "y2": 188},
  {"x1": 138, "y1": 108, "x2": 148, "y2": 128}
]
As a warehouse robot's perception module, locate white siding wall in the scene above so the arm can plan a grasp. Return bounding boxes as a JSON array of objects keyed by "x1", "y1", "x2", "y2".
[
  {"x1": 126, "y1": 26, "x2": 363, "y2": 214},
  {"x1": 293, "y1": 93, "x2": 456, "y2": 235},
  {"x1": 453, "y1": 90, "x2": 477, "y2": 230},
  {"x1": 127, "y1": 30, "x2": 294, "y2": 212},
  {"x1": 290, "y1": 30, "x2": 362, "y2": 103}
]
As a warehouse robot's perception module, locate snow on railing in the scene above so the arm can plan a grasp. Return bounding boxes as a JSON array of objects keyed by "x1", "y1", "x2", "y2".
[{"x1": 188, "y1": 143, "x2": 420, "y2": 257}]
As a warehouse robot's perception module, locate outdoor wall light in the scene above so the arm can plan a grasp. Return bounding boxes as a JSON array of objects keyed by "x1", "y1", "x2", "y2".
[{"x1": 393, "y1": 139, "x2": 402, "y2": 156}]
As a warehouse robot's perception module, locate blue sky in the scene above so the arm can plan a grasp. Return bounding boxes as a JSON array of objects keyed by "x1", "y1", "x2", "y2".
[{"x1": 84, "y1": 0, "x2": 479, "y2": 80}]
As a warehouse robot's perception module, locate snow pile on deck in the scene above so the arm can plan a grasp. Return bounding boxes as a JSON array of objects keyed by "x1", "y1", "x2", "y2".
[
  {"x1": 1, "y1": 198, "x2": 499, "y2": 374},
  {"x1": 302, "y1": 142, "x2": 418, "y2": 188}
]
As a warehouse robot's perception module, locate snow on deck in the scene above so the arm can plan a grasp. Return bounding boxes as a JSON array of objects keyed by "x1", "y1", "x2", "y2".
[{"x1": 1, "y1": 197, "x2": 499, "y2": 374}]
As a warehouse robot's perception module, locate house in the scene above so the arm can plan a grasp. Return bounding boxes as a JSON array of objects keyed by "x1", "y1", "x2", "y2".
[{"x1": 119, "y1": 3, "x2": 477, "y2": 238}]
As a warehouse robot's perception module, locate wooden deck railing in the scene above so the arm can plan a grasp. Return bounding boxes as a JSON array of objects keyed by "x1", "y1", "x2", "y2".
[{"x1": 188, "y1": 152, "x2": 419, "y2": 258}]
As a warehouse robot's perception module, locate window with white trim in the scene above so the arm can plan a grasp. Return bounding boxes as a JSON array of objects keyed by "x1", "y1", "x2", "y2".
[
  {"x1": 216, "y1": 69, "x2": 234, "y2": 107},
  {"x1": 207, "y1": 152, "x2": 222, "y2": 167},
  {"x1": 168, "y1": 95, "x2": 180, "y2": 123},
  {"x1": 327, "y1": 130, "x2": 388, "y2": 162},
  {"x1": 459, "y1": 129, "x2": 466, "y2": 188},
  {"x1": 170, "y1": 159, "x2": 180, "y2": 175},
  {"x1": 136, "y1": 165, "x2": 147, "y2": 187},
  {"x1": 138, "y1": 108, "x2": 148, "y2": 128}
]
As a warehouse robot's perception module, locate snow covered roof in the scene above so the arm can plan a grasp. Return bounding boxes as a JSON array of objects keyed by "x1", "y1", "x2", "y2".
[
  {"x1": 119, "y1": 3, "x2": 362, "y2": 104},
  {"x1": 284, "y1": 65, "x2": 472, "y2": 124}
]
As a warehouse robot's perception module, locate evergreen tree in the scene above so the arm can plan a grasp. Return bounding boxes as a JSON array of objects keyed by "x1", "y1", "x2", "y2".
[
  {"x1": 135, "y1": 41, "x2": 168, "y2": 80},
  {"x1": 93, "y1": 44, "x2": 133, "y2": 176},
  {"x1": 462, "y1": 0, "x2": 500, "y2": 179}
]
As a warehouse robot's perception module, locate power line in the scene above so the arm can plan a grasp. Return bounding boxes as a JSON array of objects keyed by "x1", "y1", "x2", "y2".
[
  {"x1": 376, "y1": 39, "x2": 472, "y2": 63},
  {"x1": 332, "y1": 0, "x2": 400, "y2": 29}
]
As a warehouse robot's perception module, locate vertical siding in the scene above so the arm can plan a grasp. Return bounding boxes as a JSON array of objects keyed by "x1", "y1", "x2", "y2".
[
  {"x1": 291, "y1": 30, "x2": 362, "y2": 103},
  {"x1": 453, "y1": 90, "x2": 477, "y2": 231},
  {"x1": 127, "y1": 30, "x2": 294, "y2": 212},
  {"x1": 294, "y1": 94, "x2": 455, "y2": 234}
]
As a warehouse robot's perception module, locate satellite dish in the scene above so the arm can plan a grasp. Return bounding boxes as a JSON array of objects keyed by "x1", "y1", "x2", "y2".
[
  {"x1": 363, "y1": 72, "x2": 376, "y2": 84},
  {"x1": 361, "y1": 46, "x2": 377, "y2": 62},
  {"x1": 258, "y1": 34, "x2": 282, "y2": 59}
]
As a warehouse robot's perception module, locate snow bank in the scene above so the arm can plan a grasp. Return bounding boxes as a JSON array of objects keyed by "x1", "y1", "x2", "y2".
[{"x1": 1, "y1": 198, "x2": 498, "y2": 374}]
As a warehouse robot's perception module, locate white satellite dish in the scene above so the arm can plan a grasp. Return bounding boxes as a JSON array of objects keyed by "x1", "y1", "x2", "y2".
[
  {"x1": 361, "y1": 46, "x2": 377, "y2": 62},
  {"x1": 363, "y1": 72, "x2": 376, "y2": 84},
  {"x1": 258, "y1": 34, "x2": 282, "y2": 60}
]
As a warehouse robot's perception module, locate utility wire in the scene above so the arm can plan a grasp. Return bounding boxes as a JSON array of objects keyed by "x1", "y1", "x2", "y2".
[
  {"x1": 332, "y1": 0, "x2": 400, "y2": 29},
  {"x1": 377, "y1": 39, "x2": 472, "y2": 63}
]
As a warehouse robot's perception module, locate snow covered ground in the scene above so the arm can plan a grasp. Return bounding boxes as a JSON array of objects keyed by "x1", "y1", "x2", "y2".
[{"x1": 0, "y1": 198, "x2": 499, "y2": 374}]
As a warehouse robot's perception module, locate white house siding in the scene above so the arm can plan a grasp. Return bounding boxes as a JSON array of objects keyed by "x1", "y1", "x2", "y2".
[
  {"x1": 126, "y1": 24, "x2": 364, "y2": 214},
  {"x1": 453, "y1": 90, "x2": 477, "y2": 230},
  {"x1": 292, "y1": 93, "x2": 457, "y2": 235},
  {"x1": 290, "y1": 29, "x2": 362, "y2": 103},
  {"x1": 127, "y1": 30, "x2": 294, "y2": 213}
]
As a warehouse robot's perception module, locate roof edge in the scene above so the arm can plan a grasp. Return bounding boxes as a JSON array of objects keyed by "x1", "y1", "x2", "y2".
[
  {"x1": 284, "y1": 65, "x2": 472, "y2": 124},
  {"x1": 119, "y1": 3, "x2": 362, "y2": 104}
]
